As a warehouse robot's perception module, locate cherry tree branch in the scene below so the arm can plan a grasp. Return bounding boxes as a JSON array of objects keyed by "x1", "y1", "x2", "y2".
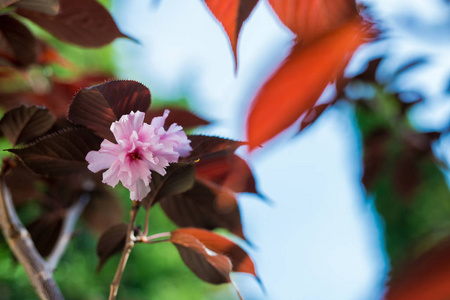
[
  {"x1": 0, "y1": 179, "x2": 64, "y2": 300},
  {"x1": 109, "y1": 202, "x2": 140, "y2": 300},
  {"x1": 47, "y1": 193, "x2": 90, "y2": 271}
]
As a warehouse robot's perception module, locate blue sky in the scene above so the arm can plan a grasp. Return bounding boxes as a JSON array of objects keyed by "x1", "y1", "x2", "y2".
[{"x1": 112, "y1": 0, "x2": 449, "y2": 299}]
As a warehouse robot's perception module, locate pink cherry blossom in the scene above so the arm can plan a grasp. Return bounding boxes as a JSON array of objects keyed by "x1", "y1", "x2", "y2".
[{"x1": 86, "y1": 110, "x2": 192, "y2": 201}]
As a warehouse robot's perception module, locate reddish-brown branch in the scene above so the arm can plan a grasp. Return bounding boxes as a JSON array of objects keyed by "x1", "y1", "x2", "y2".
[
  {"x1": 0, "y1": 180, "x2": 64, "y2": 300},
  {"x1": 109, "y1": 202, "x2": 140, "y2": 300}
]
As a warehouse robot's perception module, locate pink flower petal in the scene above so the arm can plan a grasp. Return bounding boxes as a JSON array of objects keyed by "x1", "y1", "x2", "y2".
[
  {"x1": 111, "y1": 111, "x2": 145, "y2": 141},
  {"x1": 85, "y1": 109, "x2": 192, "y2": 201},
  {"x1": 129, "y1": 179, "x2": 151, "y2": 201},
  {"x1": 86, "y1": 150, "x2": 116, "y2": 173}
]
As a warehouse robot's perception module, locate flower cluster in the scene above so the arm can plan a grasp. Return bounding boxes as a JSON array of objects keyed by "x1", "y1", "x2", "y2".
[{"x1": 86, "y1": 110, "x2": 192, "y2": 201}]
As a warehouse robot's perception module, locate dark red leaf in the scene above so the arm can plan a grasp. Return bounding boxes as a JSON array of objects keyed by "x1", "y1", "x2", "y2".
[
  {"x1": 386, "y1": 239, "x2": 450, "y2": 300},
  {"x1": 268, "y1": 0, "x2": 357, "y2": 42},
  {"x1": 82, "y1": 187, "x2": 123, "y2": 233},
  {"x1": 393, "y1": 153, "x2": 421, "y2": 198},
  {"x1": 160, "y1": 181, "x2": 244, "y2": 239},
  {"x1": 172, "y1": 228, "x2": 257, "y2": 278},
  {"x1": 362, "y1": 129, "x2": 389, "y2": 189},
  {"x1": 354, "y1": 57, "x2": 383, "y2": 82},
  {"x1": 18, "y1": 0, "x2": 127, "y2": 47},
  {"x1": 182, "y1": 135, "x2": 245, "y2": 162},
  {"x1": 3, "y1": 160, "x2": 46, "y2": 206},
  {"x1": 204, "y1": 0, "x2": 259, "y2": 69},
  {"x1": 14, "y1": 0, "x2": 60, "y2": 15},
  {"x1": 0, "y1": 15, "x2": 38, "y2": 68},
  {"x1": 68, "y1": 80, "x2": 151, "y2": 141},
  {"x1": 144, "y1": 107, "x2": 209, "y2": 130},
  {"x1": 299, "y1": 103, "x2": 330, "y2": 132},
  {"x1": 8, "y1": 127, "x2": 102, "y2": 176},
  {"x1": 247, "y1": 18, "x2": 372, "y2": 149},
  {"x1": 96, "y1": 223, "x2": 128, "y2": 272},
  {"x1": 27, "y1": 212, "x2": 63, "y2": 257},
  {"x1": 0, "y1": 0, "x2": 19, "y2": 9},
  {"x1": 170, "y1": 230, "x2": 232, "y2": 284},
  {"x1": 196, "y1": 153, "x2": 257, "y2": 195},
  {"x1": 0, "y1": 75, "x2": 111, "y2": 117},
  {"x1": 143, "y1": 163, "x2": 196, "y2": 208},
  {"x1": 0, "y1": 105, "x2": 56, "y2": 146}
]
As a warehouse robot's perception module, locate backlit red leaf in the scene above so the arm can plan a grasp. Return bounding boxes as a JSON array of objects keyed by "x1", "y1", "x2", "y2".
[
  {"x1": 247, "y1": 18, "x2": 372, "y2": 149},
  {"x1": 18, "y1": 0, "x2": 127, "y2": 47},
  {"x1": 204, "y1": 0, "x2": 259, "y2": 69},
  {"x1": 172, "y1": 228, "x2": 257, "y2": 277},
  {"x1": 196, "y1": 153, "x2": 257, "y2": 194},
  {"x1": 170, "y1": 230, "x2": 232, "y2": 284},
  {"x1": 268, "y1": 0, "x2": 357, "y2": 42}
]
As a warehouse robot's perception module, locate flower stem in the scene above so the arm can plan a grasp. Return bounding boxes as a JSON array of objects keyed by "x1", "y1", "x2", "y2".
[{"x1": 109, "y1": 202, "x2": 140, "y2": 300}]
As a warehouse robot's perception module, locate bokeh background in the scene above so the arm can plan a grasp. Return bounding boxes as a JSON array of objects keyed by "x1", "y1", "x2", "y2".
[{"x1": 0, "y1": 0, "x2": 449, "y2": 299}]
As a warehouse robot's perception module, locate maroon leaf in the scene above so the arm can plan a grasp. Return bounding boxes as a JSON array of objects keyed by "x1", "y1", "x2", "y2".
[
  {"x1": 299, "y1": 103, "x2": 330, "y2": 133},
  {"x1": 96, "y1": 223, "x2": 128, "y2": 272},
  {"x1": 354, "y1": 57, "x2": 383, "y2": 82},
  {"x1": 362, "y1": 129, "x2": 389, "y2": 189},
  {"x1": 14, "y1": 0, "x2": 60, "y2": 15},
  {"x1": 17, "y1": 0, "x2": 127, "y2": 48},
  {"x1": 182, "y1": 135, "x2": 245, "y2": 162},
  {"x1": 27, "y1": 212, "x2": 63, "y2": 257},
  {"x1": 386, "y1": 239, "x2": 450, "y2": 300},
  {"x1": 3, "y1": 160, "x2": 46, "y2": 206},
  {"x1": 8, "y1": 127, "x2": 102, "y2": 176},
  {"x1": 82, "y1": 186, "x2": 123, "y2": 233},
  {"x1": 173, "y1": 228, "x2": 257, "y2": 277},
  {"x1": 0, "y1": 105, "x2": 56, "y2": 146},
  {"x1": 0, "y1": 15, "x2": 38, "y2": 68},
  {"x1": 0, "y1": 0, "x2": 19, "y2": 9},
  {"x1": 196, "y1": 153, "x2": 257, "y2": 194},
  {"x1": 143, "y1": 163, "x2": 196, "y2": 208},
  {"x1": 170, "y1": 230, "x2": 232, "y2": 284},
  {"x1": 68, "y1": 80, "x2": 151, "y2": 141},
  {"x1": 144, "y1": 107, "x2": 210, "y2": 130},
  {"x1": 0, "y1": 75, "x2": 111, "y2": 117},
  {"x1": 160, "y1": 182, "x2": 244, "y2": 239}
]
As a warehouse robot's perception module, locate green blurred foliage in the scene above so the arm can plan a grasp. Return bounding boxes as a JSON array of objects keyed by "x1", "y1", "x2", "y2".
[
  {"x1": 0, "y1": 201, "x2": 234, "y2": 299},
  {"x1": 355, "y1": 85, "x2": 450, "y2": 266}
]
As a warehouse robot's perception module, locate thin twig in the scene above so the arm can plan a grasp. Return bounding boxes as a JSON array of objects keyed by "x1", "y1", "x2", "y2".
[
  {"x1": 47, "y1": 193, "x2": 90, "y2": 271},
  {"x1": 143, "y1": 207, "x2": 151, "y2": 236},
  {"x1": 109, "y1": 202, "x2": 140, "y2": 300},
  {"x1": 140, "y1": 232, "x2": 171, "y2": 244},
  {"x1": 0, "y1": 179, "x2": 64, "y2": 300}
]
